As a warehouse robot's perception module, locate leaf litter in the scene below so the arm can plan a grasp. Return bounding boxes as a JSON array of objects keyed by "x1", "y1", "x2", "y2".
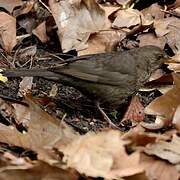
[{"x1": 0, "y1": 0, "x2": 180, "y2": 179}]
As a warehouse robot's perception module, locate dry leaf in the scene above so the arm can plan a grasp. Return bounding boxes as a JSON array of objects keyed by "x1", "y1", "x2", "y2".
[
  {"x1": 13, "y1": 0, "x2": 34, "y2": 17},
  {"x1": 112, "y1": 8, "x2": 141, "y2": 28},
  {"x1": 0, "y1": 161, "x2": 79, "y2": 180},
  {"x1": 122, "y1": 96, "x2": 144, "y2": 124},
  {"x1": 12, "y1": 103, "x2": 30, "y2": 127},
  {"x1": 172, "y1": 105, "x2": 180, "y2": 132},
  {"x1": 145, "y1": 73, "x2": 180, "y2": 120},
  {"x1": 0, "y1": 12, "x2": 17, "y2": 53},
  {"x1": 142, "y1": 3, "x2": 164, "y2": 20},
  {"x1": 32, "y1": 21, "x2": 49, "y2": 43},
  {"x1": 49, "y1": 0, "x2": 106, "y2": 52},
  {"x1": 112, "y1": 8, "x2": 152, "y2": 29},
  {"x1": 102, "y1": 5, "x2": 120, "y2": 29},
  {"x1": 153, "y1": 17, "x2": 180, "y2": 53},
  {"x1": 154, "y1": 20, "x2": 170, "y2": 37},
  {"x1": 122, "y1": 125, "x2": 170, "y2": 147},
  {"x1": 144, "y1": 135, "x2": 180, "y2": 165},
  {"x1": 0, "y1": 0, "x2": 23, "y2": 13},
  {"x1": 60, "y1": 130, "x2": 144, "y2": 179},
  {"x1": 0, "y1": 95, "x2": 78, "y2": 152},
  {"x1": 18, "y1": 77, "x2": 33, "y2": 94},
  {"x1": 0, "y1": 98, "x2": 15, "y2": 122},
  {"x1": 140, "y1": 153, "x2": 179, "y2": 180},
  {"x1": 78, "y1": 30, "x2": 126, "y2": 55},
  {"x1": 137, "y1": 33, "x2": 166, "y2": 49}
]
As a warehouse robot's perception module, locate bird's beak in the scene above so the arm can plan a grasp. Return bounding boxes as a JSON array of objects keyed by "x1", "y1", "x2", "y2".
[
  {"x1": 163, "y1": 52, "x2": 177, "y2": 64},
  {"x1": 164, "y1": 57, "x2": 179, "y2": 64}
]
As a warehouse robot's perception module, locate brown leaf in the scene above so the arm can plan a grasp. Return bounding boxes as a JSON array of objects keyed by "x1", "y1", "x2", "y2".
[
  {"x1": 18, "y1": 77, "x2": 33, "y2": 94},
  {"x1": 13, "y1": 0, "x2": 34, "y2": 17},
  {"x1": 122, "y1": 125, "x2": 170, "y2": 147},
  {"x1": 0, "y1": 161, "x2": 79, "y2": 180},
  {"x1": 0, "y1": 95, "x2": 78, "y2": 152},
  {"x1": 144, "y1": 135, "x2": 180, "y2": 165},
  {"x1": 122, "y1": 96, "x2": 144, "y2": 124},
  {"x1": 154, "y1": 19, "x2": 170, "y2": 37},
  {"x1": 78, "y1": 30, "x2": 126, "y2": 55},
  {"x1": 172, "y1": 105, "x2": 180, "y2": 132},
  {"x1": 0, "y1": 12, "x2": 17, "y2": 53},
  {"x1": 32, "y1": 21, "x2": 49, "y2": 43},
  {"x1": 60, "y1": 130, "x2": 144, "y2": 179},
  {"x1": 140, "y1": 153, "x2": 179, "y2": 180},
  {"x1": 145, "y1": 73, "x2": 180, "y2": 120},
  {"x1": 102, "y1": 5, "x2": 120, "y2": 29},
  {"x1": 112, "y1": 8, "x2": 141, "y2": 28},
  {"x1": 49, "y1": 0, "x2": 106, "y2": 52},
  {"x1": 0, "y1": 0, "x2": 23, "y2": 13},
  {"x1": 137, "y1": 33, "x2": 166, "y2": 49},
  {"x1": 112, "y1": 8, "x2": 153, "y2": 29},
  {"x1": 153, "y1": 17, "x2": 180, "y2": 53},
  {"x1": 142, "y1": 3, "x2": 164, "y2": 20}
]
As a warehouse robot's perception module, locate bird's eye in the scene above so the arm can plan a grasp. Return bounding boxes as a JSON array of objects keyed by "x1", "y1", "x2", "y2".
[{"x1": 157, "y1": 54, "x2": 163, "y2": 59}]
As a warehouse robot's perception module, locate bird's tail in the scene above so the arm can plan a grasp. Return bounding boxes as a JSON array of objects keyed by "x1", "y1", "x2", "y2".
[{"x1": 2, "y1": 68, "x2": 57, "y2": 78}]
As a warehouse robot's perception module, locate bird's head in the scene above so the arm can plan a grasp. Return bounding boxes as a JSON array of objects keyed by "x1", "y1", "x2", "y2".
[{"x1": 139, "y1": 45, "x2": 168, "y2": 72}]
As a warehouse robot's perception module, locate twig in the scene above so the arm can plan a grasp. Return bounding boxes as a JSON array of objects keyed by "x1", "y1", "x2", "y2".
[{"x1": 39, "y1": 0, "x2": 52, "y2": 14}]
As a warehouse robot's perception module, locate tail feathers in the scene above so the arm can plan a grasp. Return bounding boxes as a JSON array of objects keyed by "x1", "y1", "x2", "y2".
[{"x1": 3, "y1": 69, "x2": 57, "y2": 78}]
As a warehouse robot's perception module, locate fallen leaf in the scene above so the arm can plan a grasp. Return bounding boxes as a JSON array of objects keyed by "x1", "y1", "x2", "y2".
[
  {"x1": 12, "y1": 103, "x2": 30, "y2": 127},
  {"x1": 145, "y1": 73, "x2": 180, "y2": 120},
  {"x1": 153, "y1": 17, "x2": 180, "y2": 53},
  {"x1": 0, "y1": 161, "x2": 79, "y2": 180},
  {"x1": 121, "y1": 96, "x2": 144, "y2": 124},
  {"x1": 140, "y1": 153, "x2": 179, "y2": 180},
  {"x1": 0, "y1": 12, "x2": 17, "y2": 53},
  {"x1": 112, "y1": 8, "x2": 141, "y2": 28},
  {"x1": 18, "y1": 77, "x2": 33, "y2": 94},
  {"x1": 144, "y1": 135, "x2": 180, "y2": 165},
  {"x1": 78, "y1": 30, "x2": 126, "y2": 55},
  {"x1": 142, "y1": 3, "x2": 164, "y2": 20},
  {"x1": 102, "y1": 5, "x2": 120, "y2": 29},
  {"x1": 112, "y1": 8, "x2": 152, "y2": 29},
  {"x1": 154, "y1": 19, "x2": 170, "y2": 37},
  {"x1": 137, "y1": 33, "x2": 166, "y2": 49},
  {"x1": 0, "y1": 95, "x2": 78, "y2": 152},
  {"x1": 49, "y1": 0, "x2": 106, "y2": 52},
  {"x1": 172, "y1": 105, "x2": 180, "y2": 132},
  {"x1": 60, "y1": 130, "x2": 144, "y2": 179},
  {"x1": 0, "y1": 0, "x2": 23, "y2": 13},
  {"x1": 32, "y1": 21, "x2": 49, "y2": 43},
  {"x1": 13, "y1": 0, "x2": 34, "y2": 17},
  {"x1": 0, "y1": 98, "x2": 15, "y2": 123},
  {"x1": 122, "y1": 125, "x2": 170, "y2": 147}
]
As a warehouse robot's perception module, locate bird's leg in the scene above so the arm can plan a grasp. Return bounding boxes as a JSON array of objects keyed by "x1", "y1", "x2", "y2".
[{"x1": 96, "y1": 102, "x2": 119, "y2": 129}]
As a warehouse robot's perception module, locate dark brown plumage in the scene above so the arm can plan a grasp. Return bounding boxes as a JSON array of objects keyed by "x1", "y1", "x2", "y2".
[
  {"x1": 3, "y1": 45, "x2": 167, "y2": 127},
  {"x1": 3, "y1": 45, "x2": 166, "y2": 107}
]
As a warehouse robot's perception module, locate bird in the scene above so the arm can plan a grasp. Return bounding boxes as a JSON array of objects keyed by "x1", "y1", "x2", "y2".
[{"x1": 2, "y1": 45, "x2": 167, "y2": 128}]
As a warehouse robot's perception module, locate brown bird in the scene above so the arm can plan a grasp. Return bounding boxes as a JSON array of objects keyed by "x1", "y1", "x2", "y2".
[{"x1": 3, "y1": 45, "x2": 167, "y2": 127}]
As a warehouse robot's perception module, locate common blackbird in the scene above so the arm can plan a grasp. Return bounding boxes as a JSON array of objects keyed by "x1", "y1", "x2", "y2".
[{"x1": 3, "y1": 45, "x2": 167, "y2": 127}]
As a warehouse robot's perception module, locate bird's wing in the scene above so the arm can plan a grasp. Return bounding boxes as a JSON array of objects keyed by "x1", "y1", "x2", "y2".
[{"x1": 49, "y1": 52, "x2": 137, "y2": 87}]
